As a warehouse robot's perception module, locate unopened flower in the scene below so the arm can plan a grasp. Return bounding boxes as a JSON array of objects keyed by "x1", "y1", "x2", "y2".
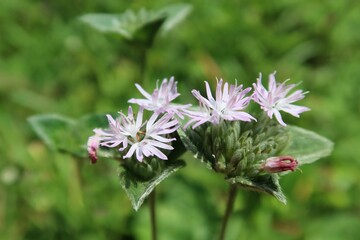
[
  {"x1": 92, "y1": 106, "x2": 179, "y2": 162},
  {"x1": 252, "y1": 72, "x2": 310, "y2": 126},
  {"x1": 128, "y1": 77, "x2": 190, "y2": 118},
  {"x1": 261, "y1": 156, "x2": 298, "y2": 173},
  {"x1": 87, "y1": 135, "x2": 100, "y2": 164},
  {"x1": 186, "y1": 79, "x2": 255, "y2": 129}
]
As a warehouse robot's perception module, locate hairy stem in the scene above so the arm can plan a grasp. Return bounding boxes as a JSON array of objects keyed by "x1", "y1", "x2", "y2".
[{"x1": 219, "y1": 184, "x2": 237, "y2": 240}]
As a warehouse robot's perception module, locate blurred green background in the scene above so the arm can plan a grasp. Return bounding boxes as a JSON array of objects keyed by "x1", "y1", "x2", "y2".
[{"x1": 1, "y1": 0, "x2": 360, "y2": 239}]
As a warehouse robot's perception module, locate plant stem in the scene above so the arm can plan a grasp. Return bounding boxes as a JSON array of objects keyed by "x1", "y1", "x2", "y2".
[
  {"x1": 219, "y1": 184, "x2": 237, "y2": 240},
  {"x1": 149, "y1": 189, "x2": 157, "y2": 240}
]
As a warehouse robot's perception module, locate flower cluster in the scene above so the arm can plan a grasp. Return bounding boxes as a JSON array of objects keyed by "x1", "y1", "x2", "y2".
[
  {"x1": 88, "y1": 77, "x2": 186, "y2": 163},
  {"x1": 185, "y1": 72, "x2": 309, "y2": 128},
  {"x1": 88, "y1": 73, "x2": 309, "y2": 174}
]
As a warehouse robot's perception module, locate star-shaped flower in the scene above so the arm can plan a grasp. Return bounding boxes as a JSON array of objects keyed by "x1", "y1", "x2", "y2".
[
  {"x1": 128, "y1": 77, "x2": 190, "y2": 118},
  {"x1": 252, "y1": 72, "x2": 310, "y2": 126},
  {"x1": 89, "y1": 107, "x2": 179, "y2": 162},
  {"x1": 185, "y1": 79, "x2": 255, "y2": 129}
]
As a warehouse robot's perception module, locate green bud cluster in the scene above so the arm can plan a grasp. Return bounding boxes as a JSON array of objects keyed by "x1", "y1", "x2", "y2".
[
  {"x1": 184, "y1": 113, "x2": 289, "y2": 179},
  {"x1": 122, "y1": 157, "x2": 166, "y2": 181}
]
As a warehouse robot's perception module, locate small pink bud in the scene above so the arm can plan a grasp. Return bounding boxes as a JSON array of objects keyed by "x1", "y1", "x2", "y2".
[
  {"x1": 262, "y1": 156, "x2": 298, "y2": 173},
  {"x1": 87, "y1": 136, "x2": 100, "y2": 164}
]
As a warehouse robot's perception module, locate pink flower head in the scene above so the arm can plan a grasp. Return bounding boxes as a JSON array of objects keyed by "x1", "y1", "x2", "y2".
[
  {"x1": 128, "y1": 77, "x2": 190, "y2": 118},
  {"x1": 123, "y1": 112, "x2": 179, "y2": 161},
  {"x1": 185, "y1": 79, "x2": 255, "y2": 129},
  {"x1": 91, "y1": 106, "x2": 179, "y2": 162},
  {"x1": 261, "y1": 156, "x2": 298, "y2": 173},
  {"x1": 253, "y1": 72, "x2": 310, "y2": 126}
]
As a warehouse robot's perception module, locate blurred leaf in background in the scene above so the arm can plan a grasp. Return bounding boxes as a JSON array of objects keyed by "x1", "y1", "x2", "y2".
[{"x1": 1, "y1": 0, "x2": 360, "y2": 239}]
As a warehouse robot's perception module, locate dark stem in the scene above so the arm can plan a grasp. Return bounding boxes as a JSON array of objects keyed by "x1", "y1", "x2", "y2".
[
  {"x1": 219, "y1": 184, "x2": 237, "y2": 240},
  {"x1": 149, "y1": 189, "x2": 157, "y2": 240}
]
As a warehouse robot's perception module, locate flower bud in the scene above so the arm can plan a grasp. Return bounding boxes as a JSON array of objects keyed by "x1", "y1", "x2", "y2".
[
  {"x1": 261, "y1": 156, "x2": 298, "y2": 173},
  {"x1": 87, "y1": 136, "x2": 100, "y2": 164}
]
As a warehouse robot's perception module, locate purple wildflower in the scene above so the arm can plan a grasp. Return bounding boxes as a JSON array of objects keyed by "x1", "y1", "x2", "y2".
[
  {"x1": 252, "y1": 72, "x2": 310, "y2": 126},
  {"x1": 128, "y1": 77, "x2": 190, "y2": 118},
  {"x1": 91, "y1": 106, "x2": 179, "y2": 162},
  {"x1": 185, "y1": 79, "x2": 255, "y2": 129},
  {"x1": 261, "y1": 156, "x2": 298, "y2": 173}
]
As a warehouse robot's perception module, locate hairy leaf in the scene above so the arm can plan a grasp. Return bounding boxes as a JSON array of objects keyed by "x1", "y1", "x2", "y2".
[
  {"x1": 282, "y1": 126, "x2": 334, "y2": 164},
  {"x1": 79, "y1": 4, "x2": 192, "y2": 43},
  {"x1": 119, "y1": 159, "x2": 186, "y2": 211},
  {"x1": 28, "y1": 113, "x2": 114, "y2": 158}
]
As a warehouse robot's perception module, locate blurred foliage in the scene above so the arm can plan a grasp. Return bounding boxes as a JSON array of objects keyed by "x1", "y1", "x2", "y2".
[{"x1": 1, "y1": 0, "x2": 360, "y2": 239}]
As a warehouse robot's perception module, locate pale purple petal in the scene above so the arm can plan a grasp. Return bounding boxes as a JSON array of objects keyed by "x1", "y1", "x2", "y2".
[
  {"x1": 123, "y1": 143, "x2": 138, "y2": 160},
  {"x1": 135, "y1": 108, "x2": 144, "y2": 129},
  {"x1": 148, "y1": 140, "x2": 174, "y2": 150},
  {"x1": 134, "y1": 83, "x2": 152, "y2": 100},
  {"x1": 144, "y1": 144, "x2": 168, "y2": 160},
  {"x1": 136, "y1": 147, "x2": 143, "y2": 162},
  {"x1": 205, "y1": 81, "x2": 215, "y2": 103},
  {"x1": 273, "y1": 110, "x2": 286, "y2": 126}
]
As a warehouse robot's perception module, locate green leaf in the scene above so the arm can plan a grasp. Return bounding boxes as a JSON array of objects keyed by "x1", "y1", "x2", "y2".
[
  {"x1": 131, "y1": 16, "x2": 166, "y2": 47},
  {"x1": 281, "y1": 126, "x2": 334, "y2": 165},
  {"x1": 28, "y1": 113, "x2": 116, "y2": 159},
  {"x1": 28, "y1": 114, "x2": 77, "y2": 153},
  {"x1": 78, "y1": 4, "x2": 192, "y2": 43},
  {"x1": 79, "y1": 10, "x2": 162, "y2": 40},
  {"x1": 119, "y1": 159, "x2": 186, "y2": 211},
  {"x1": 157, "y1": 3, "x2": 193, "y2": 33}
]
